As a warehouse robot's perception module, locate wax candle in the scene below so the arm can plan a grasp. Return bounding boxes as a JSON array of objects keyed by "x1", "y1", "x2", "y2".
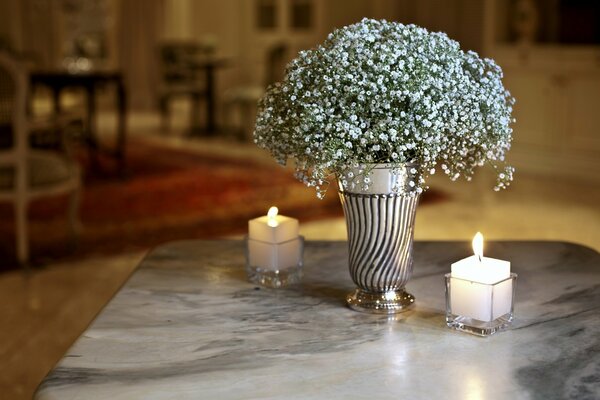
[
  {"x1": 449, "y1": 232, "x2": 513, "y2": 322},
  {"x1": 247, "y1": 207, "x2": 302, "y2": 271},
  {"x1": 248, "y1": 206, "x2": 299, "y2": 243}
]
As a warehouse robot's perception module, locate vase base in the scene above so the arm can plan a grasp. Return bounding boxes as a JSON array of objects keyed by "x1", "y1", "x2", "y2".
[{"x1": 346, "y1": 289, "x2": 415, "y2": 314}]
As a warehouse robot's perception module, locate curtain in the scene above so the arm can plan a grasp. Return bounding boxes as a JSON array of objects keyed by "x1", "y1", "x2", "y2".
[{"x1": 118, "y1": 0, "x2": 163, "y2": 110}]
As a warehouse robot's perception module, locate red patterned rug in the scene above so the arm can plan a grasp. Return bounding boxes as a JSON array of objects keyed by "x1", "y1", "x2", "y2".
[{"x1": 0, "y1": 139, "x2": 446, "y2": 269}]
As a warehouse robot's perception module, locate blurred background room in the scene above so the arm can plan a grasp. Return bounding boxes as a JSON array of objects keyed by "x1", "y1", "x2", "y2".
[{"x1": 0, "y1": 0, "x2": 599, "y2": 398}]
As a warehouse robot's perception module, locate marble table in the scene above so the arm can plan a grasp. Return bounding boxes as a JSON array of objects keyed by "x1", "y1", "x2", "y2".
[{"x1": 36, "y1": 240, "x2": 600, "y2": 400}]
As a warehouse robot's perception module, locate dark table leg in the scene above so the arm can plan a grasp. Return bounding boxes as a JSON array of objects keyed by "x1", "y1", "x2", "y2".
[
  {"x1": 52, "y1": 87, "x2": 61, "y2": 115},
  {"x1": 205, "y1": 64, "x2": 216, "y2": 134},
  {"x1": 190, "y1": 92, "x2": 202, "y2": 134},
  {"x1": 84, "y1": 83, "x2": 100, "y2": 168}
]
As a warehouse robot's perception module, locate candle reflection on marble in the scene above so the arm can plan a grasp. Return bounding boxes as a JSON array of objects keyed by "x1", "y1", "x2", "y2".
[
  {"x1": 445, "y1": 232, "x2": 517, "y2": 336},
  {"x1": 246, "y1": 206, "x2": 304, "y2": 288}
]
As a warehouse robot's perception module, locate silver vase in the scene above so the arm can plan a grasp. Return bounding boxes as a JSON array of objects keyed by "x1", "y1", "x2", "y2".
[{"x1": 338, "y1": 164, "x2": 420, "y2": 314}]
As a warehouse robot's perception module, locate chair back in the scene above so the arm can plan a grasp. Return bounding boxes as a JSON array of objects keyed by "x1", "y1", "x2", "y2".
[{"x1": 158, "y1": 40, "x2": 209, "y2": 85}]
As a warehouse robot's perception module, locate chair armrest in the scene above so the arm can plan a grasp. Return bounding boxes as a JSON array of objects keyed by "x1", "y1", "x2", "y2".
[{"x1": 26, "y1": 111, "x2": 82, "y2": 131}]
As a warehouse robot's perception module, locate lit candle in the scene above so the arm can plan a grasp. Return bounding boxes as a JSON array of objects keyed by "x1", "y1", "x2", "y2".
[
  {"x1": 449, "y1": 232, "x2": 513, "y2": 322},
  {"x1": 248, "y1": 206, "x2": 299, "y2": 244},
  {"x1": 247, "y1": 207, "x2": 301, "y2": 271}
]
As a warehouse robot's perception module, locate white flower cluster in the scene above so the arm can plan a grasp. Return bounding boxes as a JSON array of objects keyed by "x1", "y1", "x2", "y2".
[{"x1": 254, "y1": 18, "x2": 515, "y2": 198}]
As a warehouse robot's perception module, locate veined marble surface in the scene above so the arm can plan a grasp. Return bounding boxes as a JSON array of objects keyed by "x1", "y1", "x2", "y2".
[{"x1": 36, "y1": 240, "x2": 600, "y2": 400}]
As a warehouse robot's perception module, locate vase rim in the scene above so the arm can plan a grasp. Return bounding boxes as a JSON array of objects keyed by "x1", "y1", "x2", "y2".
[
  {"x1": 345, "y1": 162, "x2": 419, "y2": 171},
  {"x1": 338, "y1": 162, "x2": 421, "y2": 195}
]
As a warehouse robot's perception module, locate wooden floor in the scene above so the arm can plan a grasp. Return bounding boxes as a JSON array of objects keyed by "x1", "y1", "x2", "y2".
[{"x1": 1, "y1": 111, "x2": 599, "y2": 400}]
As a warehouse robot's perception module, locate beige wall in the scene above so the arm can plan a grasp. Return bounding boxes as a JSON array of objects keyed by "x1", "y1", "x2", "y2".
[
  {"x1": 0, "y1": 0, "x2": 23, "y2": 52},
  {"x1": 319, "y1": 0, "x2": 486, "y2": 53},
  {"x1": 324, "y1": 0, "x2": 370, "y2": 31},
  {"x1": 163, "y1": 0, "x2": 194, "y2": 39}
]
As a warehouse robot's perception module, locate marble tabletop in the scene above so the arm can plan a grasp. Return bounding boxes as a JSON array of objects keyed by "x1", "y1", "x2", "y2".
[{"x1": 36, "y1": 240, "x2": 600, "y2": 400}]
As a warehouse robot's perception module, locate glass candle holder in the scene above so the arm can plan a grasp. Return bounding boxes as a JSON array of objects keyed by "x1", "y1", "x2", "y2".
[
  {"x1": 245, "y1": 236, "x2": 304, "y2": 288},
  {"x1": 445, "y1": 273, "x2": 517, "y2": 337}
]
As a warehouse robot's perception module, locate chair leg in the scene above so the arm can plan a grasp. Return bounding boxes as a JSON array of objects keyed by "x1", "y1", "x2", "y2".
[
  {"x1": 15, "y1": 199, "x2": 29, "y2": 266},
  {"x1": 190, "y1": 93, "x2": 202, "y2": 133},
  {"x1": 159, "y1": 96, "x2": 169, "y2": 133}
]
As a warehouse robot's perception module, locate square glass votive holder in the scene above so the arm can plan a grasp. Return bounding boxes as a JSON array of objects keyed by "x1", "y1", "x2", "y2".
[
  {"x1": 245, "y1": 236, "x2": 304, "y2": 288},
  {"x1": 445, "y1": 273, "x2": 517, "y2": 337}
]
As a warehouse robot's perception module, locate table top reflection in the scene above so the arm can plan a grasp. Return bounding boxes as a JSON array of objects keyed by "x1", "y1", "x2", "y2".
[{"x1": 35, "y1": 240, "x2": 600, "y2": 400}]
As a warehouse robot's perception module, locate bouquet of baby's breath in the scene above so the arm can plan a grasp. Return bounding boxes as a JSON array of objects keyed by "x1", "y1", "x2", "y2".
[{"x1": 254, "y1": 18, "x2": 515, "y2": 198}]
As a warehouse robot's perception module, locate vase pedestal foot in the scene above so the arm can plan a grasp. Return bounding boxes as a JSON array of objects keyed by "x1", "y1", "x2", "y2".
[{"x1": 346, "y1": 289, "x2": 415, "y2": 314}]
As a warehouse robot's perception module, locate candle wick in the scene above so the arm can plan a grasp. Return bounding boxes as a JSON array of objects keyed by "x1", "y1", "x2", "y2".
[{"x1": 478, "y1": 255, "x2": 482, "y2": 263}]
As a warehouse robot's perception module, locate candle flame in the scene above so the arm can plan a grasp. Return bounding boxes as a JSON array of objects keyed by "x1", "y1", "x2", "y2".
[
  {"x1": 267, "y1": 206, "x2": 279, "y2": 227},
  {"x1": 472, "y1": 232, "x2": 484, "y2": 262}
]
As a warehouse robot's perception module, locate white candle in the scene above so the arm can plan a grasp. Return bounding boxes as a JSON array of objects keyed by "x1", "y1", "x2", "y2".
[
  {"x1": 450, "y1": 232, "x2": 513, "y2": 321},
  {"x1": 248, "y1": 206, "x2": 299, "y2": 243},
  {"x1": 247, "y1": 207, "x2": 301, "y2": 270}
]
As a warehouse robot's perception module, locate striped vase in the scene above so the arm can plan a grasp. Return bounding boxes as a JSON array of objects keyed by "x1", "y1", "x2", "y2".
[{"x1": 338, "y1": 164, "x2": 420, "y2": 314}]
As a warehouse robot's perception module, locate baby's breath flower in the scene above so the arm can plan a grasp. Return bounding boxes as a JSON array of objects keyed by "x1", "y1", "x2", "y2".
[{"x1": 254, "y1": 18, "x2": 515, "y2": 197}]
